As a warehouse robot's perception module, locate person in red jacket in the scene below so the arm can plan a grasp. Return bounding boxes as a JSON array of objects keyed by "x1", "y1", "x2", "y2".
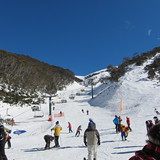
[
  {"x1": 129, "y1": 123, "x2": 160, "y2": 160},
  {"x1": 126, "y1": 117, "x2": 132, "y2": 131},
  {"x1": 67, "y1": 122, "x2": 73, "y2": 133}
]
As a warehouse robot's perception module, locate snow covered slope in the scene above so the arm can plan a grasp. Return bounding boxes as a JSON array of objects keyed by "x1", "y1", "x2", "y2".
[{"x1": 1, "y1": 54, "x2": 160, "y2": 160}]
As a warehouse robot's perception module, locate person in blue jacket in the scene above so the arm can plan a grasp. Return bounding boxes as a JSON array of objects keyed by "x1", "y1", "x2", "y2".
[{"x1": 113, "y1": 115, "x2": 120, "y2": 133}]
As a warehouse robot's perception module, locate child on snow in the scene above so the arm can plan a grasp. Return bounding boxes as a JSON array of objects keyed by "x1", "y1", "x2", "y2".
[
  {"x1": 75, "y1": 125, "x2": 82, "y2": 137},
  {"x1": 126, "y1": 117, "x2": 132, "y2": 131},
  {"x1": 67, "y1": 122, "x2": 73, "y2": 133},
  {"x1": 120, "y1": 125, "x2": 129, "y2": 141}
]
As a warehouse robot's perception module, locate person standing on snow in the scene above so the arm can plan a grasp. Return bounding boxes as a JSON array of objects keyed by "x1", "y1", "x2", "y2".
[
  {"x1": 51, "y1": 121, "x2": 62, "y2": 147},
  {"x1": 126, "y1": 117, "x2": 132, "y2": 131},
  {"x1": 75, "y1": 125, "x2": 82, "y2": 137},
  {"x1": 5, "y1": 131, "x2": 11, "y2": 149},
  {"x1": 84, "y1": 124, "x2": 100, "y2": 160},
  {"x1": 0, "y1": 124, "x2": 8, "y2": 160},
  {"x1": 113, "y1": 115, "x2": 120, "y2": 133},
  {"x1": 44, "y1": 135, "x2": 54, "y2": 149},
  {"x1": 67, "y1": 122, "x2": 73, "y2": 133},
  {"x1": 153, "y1": 116, "x2": 160, "y2": 124},
  {"x1": 120, "y1": 124, "x2": 130, "y2": 141},
  {"x1": 146, "y1": 120, "x2": 154, "y2": 132},
  {"x1": 86, "y1": 110, "x2": 89, "y2": 115},
  {"x1": 88, "y1": 118, "x2": 96, "y2": 129},
  {"x1": 129, "y1": 123, "x2": 160, "y2": 160}
]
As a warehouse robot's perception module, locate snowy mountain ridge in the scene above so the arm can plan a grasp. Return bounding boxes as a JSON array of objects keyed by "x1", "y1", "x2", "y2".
[{"x1": 86, "y1": 52, "x2": 160, "y2": 115}]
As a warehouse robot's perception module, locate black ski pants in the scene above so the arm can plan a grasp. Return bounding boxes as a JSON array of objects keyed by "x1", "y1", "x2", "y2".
[
  {"x1": 0, "y1": 141, "x2": 8, "y2": 160},
  {"x1": 54, "y1": 136, "x2": 60, "y2": 147}
]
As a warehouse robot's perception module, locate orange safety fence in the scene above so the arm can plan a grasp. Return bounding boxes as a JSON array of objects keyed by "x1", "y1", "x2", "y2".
[{"x1": 54, "y1": 113, "x2": 64, "y2": 118}]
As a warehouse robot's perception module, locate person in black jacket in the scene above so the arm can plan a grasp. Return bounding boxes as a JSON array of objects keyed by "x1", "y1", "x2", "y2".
[
  {"x1": 44, "y1": 135, "x2": 54, "y2": 149},
  {"x1": 0, "y1": 124, "x2": 8, "y2": 160}
]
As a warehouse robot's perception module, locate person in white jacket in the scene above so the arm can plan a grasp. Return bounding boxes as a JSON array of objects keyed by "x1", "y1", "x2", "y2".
[{"x1": 83, "y1": 124, "x2": 100, "y2": 160}]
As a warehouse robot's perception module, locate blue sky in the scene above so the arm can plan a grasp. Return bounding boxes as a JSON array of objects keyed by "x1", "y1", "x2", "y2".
[{"x1": 0, "y1": 0, "x2": 160, "y2": 76}]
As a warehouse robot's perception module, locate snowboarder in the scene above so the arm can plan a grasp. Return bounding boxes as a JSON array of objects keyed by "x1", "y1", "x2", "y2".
[
  {"x1": 0, "y1": 124, "x2": 8, "y2": 160},
  {"x1": 113, "y1": 115, "x2": 120, "y2": 133},
  {"x1": 51, "y1": 121, "x2": 62, "y2": 147},
  {"x1": 67, "y1": 122, "x2": 73, "y2": 133},
  {"x1": 126, "y1": 117, "x2": 132, "y2": 131},
  {"x1": 75, "y1": 125, "x2": 82, "y2": 137},
  {"x1": 88, "y1": 118, "x2": 96, "y2": 128},
  {"x1": 44, "y1": 135, "x2": 54, "y2": 149},
  {"x1": 129, "y1": 123, "x2": 160, "y2": 159},
  {"x1": 84, "y1": 123, "x2": 100, "y2": 160}
]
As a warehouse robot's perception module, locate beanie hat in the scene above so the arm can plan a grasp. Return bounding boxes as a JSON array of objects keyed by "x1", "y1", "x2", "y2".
[
  {"x1": 147, "y1": 124, "x2": 160, "y2": 146},
  {"x1": 56, "y1": 121, "x2": 59, "y2": 125}
]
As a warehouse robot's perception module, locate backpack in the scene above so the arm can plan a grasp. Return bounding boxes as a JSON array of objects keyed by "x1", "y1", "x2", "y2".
[{"x1": 0, "y1": 125, "x2": 5, "y2": 141}]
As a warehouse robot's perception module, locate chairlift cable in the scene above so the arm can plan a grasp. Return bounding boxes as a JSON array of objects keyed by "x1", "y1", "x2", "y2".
[{"x1": 13, "y1": 108, "x2": 31, "y2": 118}]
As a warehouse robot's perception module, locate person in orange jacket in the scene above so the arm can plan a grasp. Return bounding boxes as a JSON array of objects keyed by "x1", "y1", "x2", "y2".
[{"x1": 51, "y1": 121, "x2": 62, "y2": 147}]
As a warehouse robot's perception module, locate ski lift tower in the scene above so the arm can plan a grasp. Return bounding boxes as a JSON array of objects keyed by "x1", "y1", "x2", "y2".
[
  {"x1": 43, "y1": 95, "x2": 56, "y2": 121},
  {"x1": 89, "y1": 78, "x2": 95, "y2": 99}
]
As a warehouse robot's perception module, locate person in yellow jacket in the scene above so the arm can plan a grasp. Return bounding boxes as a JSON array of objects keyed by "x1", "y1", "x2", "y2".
[
  {"x1": 51, "y1": 121, "x2": 62, "y2": 147},
  {"x1": 120, "y1": 124, "x2": 130, "y2": 141}
]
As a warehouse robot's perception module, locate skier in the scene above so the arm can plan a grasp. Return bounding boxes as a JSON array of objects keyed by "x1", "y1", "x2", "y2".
[
  {"x1": 155, "y1": 108, "x2": 160, "y2": 115},
  {"x1": 5, "y1": 131, "x2": 11, "y2": 149},
  {"x1": 86, "y1": 110, "x2": 89, "y2": 115},
  {"x1": 88, "y1": 118, "x2": 96, "y2": 129},
  {"x1": 75, "y1": 125, "x2": 82, "y2": 137},
  {"x1": 146, "y1": 120, "x2": 154, "y2": 132},
  {"x1": 84, "y1": 123, "x2": 100, "y2": 160},
  {"x1": 113, "y1": 115, "x2": 120, "y2": 133},
  {"x1": 153, "y1": 116, "x2": 160, "y2": 124},
  {"x1": 51, "y1": 121, "x2": 62, "y2": 147},
  {"x1": 0, "y1": 124, "x2": 8, "y2": 160},
  {"x1": 119, "y1": 116, "x2": 122, "y2": 124},
  {"x1": 67, "y1": 122, "x2": 73, "y2": 133},
  {"x1": 60, "y1": 111, "x2": 63, "y2": 116},
  {"x1": 120, "y1": 124, "x2": 129, "y2": 141},
  {"x1": 126, "y1": 117, "x2": 132, "y2": 131},
  {"x1": 129, "y1": 123, "x2": 160, "y2": 159}
]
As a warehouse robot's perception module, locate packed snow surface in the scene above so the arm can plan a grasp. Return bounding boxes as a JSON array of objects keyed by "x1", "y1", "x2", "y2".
[{"x1": 1, "y1": 61, "x2": 160, "y2": 160}]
